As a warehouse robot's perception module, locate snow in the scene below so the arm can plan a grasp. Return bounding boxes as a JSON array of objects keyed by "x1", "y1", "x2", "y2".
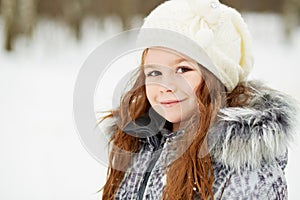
[{"x1": 0, "y1": 13, "x2": 300, "y2": 199}]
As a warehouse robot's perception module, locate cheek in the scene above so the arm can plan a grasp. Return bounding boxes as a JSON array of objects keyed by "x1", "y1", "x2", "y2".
[
  {"x1": 145, "y1": 84, "x2": 158, "y2": 104},
  {"x1": 184, "y1": 74, "x2": 202, "y2": 94},
  {"x1": 192, "y1": 79, "x2": 201, "y2": 92}
]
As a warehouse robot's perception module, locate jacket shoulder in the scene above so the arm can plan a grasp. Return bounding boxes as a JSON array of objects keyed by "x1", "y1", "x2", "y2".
[{"x1": 208, "y1": 81, "x2": 299, "y2": 170}]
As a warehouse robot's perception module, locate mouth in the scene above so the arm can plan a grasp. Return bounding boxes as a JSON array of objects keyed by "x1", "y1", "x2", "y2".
[{"x1": 160, "y1": 99, "x2": 184, "y2": 108}]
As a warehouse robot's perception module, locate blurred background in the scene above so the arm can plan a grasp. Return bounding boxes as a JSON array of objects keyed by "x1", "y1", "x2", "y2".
[{"x1": 0, "y1": 0, "x2": 300, "y2": 199}]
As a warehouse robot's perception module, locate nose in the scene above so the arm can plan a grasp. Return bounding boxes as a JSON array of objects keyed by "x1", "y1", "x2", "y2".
[
  {"x1": 159, "y1": 75, "x2": 177, "y2": 93},
  {"x1": 159, "y1": 86, "x2": 174, "y2": 93}
]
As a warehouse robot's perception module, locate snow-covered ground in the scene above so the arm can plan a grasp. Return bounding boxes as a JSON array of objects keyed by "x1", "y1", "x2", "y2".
[{"x1": 0, "y1": 13, "x2": 300, "y2": 200}]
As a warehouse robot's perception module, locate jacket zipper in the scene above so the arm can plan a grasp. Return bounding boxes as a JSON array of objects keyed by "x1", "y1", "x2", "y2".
[{"x1": 137, "y1": 146, "x2": 163, "y2": 200}]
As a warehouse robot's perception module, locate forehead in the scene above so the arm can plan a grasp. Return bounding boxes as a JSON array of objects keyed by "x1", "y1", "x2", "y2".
[{"x1": 144, "y1": 47, "x2": 195, "y2": 66}]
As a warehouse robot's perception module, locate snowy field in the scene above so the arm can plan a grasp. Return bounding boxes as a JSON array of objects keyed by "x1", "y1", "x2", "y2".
[{"x1": 1, "y1": 13, "x2": 300, "y2": 200}]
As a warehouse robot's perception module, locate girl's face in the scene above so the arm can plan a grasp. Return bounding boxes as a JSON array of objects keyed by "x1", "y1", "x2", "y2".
[{"x1": 143, "y1": 47, "x2": 202, "y2": 131}]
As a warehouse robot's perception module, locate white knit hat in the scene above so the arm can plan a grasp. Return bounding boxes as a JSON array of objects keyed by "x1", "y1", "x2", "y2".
[{"x1": 138, "y1": 0, "x2": 254, "y2": 91}]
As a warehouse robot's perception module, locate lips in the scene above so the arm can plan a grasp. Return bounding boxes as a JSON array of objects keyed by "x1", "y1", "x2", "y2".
[{"x1": 160, "y1": 99, "x2": 184, "y2": 108}]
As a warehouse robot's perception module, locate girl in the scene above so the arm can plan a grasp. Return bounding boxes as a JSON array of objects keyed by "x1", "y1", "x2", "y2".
[{"x1": 100, "y1": 0, "x2": 298, "y2": 199}]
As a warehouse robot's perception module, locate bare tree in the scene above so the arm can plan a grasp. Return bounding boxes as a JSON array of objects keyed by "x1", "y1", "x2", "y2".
[
  {"x1": 1, "y1": 0, "x2": 37, "y2": 51},
  {"x1": 19, "y1": 0, "x2": 37, "y2": 37},
  {"x1": 282, "y1": 0, "x2": 300, "y2": 39},
  {"x1": 62, "y1": 0, "x2": 84, "y2": 39},
  {"x1": 2, "y1": 0, "x2": 17, "y2": 51}
]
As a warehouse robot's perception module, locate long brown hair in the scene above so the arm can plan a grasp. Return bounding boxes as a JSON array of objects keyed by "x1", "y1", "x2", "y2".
[{"x1": 101, "y1": 48, "x2": 252, "y2": 199}]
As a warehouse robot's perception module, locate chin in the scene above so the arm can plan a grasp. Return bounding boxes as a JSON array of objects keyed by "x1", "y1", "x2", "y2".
[{"x1": 164, "y1": 115, "x2": 181, "y2": 124}]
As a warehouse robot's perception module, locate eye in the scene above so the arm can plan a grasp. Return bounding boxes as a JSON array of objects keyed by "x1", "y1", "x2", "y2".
[
  {"x1": 146, "y1": 70, "x2": 162, "y2": 77},
  {"x1": 176, "y1": 66, "x2": 193, "y2": 74}
]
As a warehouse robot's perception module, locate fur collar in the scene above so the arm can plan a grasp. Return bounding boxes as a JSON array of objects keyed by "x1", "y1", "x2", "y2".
[{"x1": 208, "y1": 81, "x2": 299, "y2": 170}]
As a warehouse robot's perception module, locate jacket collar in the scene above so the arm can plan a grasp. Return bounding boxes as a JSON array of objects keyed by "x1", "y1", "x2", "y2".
[
  {"x1": 123, "y1": 107, "x2": 186, "y2": 150},
  {"x1": 208, "y1": 81, "x2": 298, "y2": 170}
]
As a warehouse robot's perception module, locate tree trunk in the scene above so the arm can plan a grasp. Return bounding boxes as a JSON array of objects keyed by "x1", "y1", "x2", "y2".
[{"x1": 2, "y1": 0, "x2": 17, "y2": 51}]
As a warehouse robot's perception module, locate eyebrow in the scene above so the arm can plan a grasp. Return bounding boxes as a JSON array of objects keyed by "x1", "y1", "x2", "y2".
[{"x1": 143, "y1": 64, "x2": 160, "y2": 70}]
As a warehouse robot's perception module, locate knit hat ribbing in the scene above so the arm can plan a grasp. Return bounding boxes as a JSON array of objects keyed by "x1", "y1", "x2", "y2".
[{"x1": 139, "y1": 0, "x2": 254, "y2": 91}]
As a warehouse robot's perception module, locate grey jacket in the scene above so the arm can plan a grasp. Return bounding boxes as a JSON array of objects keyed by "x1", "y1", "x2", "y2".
[{"x1": 113, "y1": 83, "x2": 298, "y2": 200}]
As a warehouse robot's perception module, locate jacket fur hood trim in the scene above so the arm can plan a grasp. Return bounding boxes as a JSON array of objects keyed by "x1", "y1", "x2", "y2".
[{"x1": 208, "y1": 82, "x2": 299, "y2": 170}]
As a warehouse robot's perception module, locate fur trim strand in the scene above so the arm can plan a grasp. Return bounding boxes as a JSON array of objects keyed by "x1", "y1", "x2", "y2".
[{"x1": 208, "y1": 82, "x2": 299, "y2": 170}]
